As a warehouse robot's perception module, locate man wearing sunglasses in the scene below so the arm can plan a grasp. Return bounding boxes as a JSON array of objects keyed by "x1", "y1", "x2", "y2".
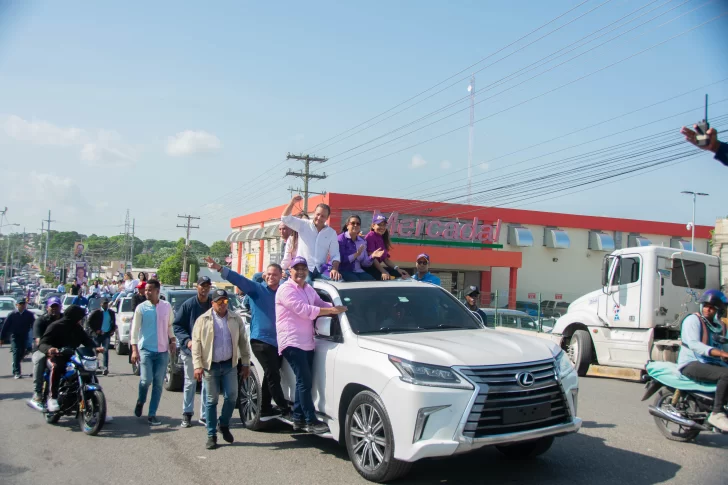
[
  {"x1": 411, "y1": 253, "x2": 441, "y2": 286},
  {"x1": 192, "y1": 289, "x2": 250, "y2": 449}
]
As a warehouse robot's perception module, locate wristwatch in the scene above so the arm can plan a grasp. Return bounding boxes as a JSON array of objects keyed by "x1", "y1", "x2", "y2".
[{"x1": 393, "y1": 266, "x2": 400, "y2": 271}]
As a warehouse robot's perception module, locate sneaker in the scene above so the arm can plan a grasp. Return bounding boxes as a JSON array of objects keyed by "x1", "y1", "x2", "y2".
[
  {"x1": 198, "y1": 417, "x2": 207, "y2": 426},
  {"x1": 28, "y1": 396, "x2": 45, "y2": 411},
  {"x1": 305, "y1": 421, "x2": 330, "y2": 435},
  {"x1": 181, "y1": 414, "x2": 192, "y2": 428},
  {"x1": 47, "y1": 398, "x2": 60, "y2": 412},
  {"x1": 292, "y1": 420, "x2": 305, "y2": 432},
  {"x1": 260, "y1": 408, "x2": 283, "y2": 422},
  {"x1": 148, "y1": 416, "x2": 162, "y2": 426},
  {"x1": 206, "y1": 435, "x2": 217, "y2": 450},
  {"x1": 708, "y1": 412, "x2": 728, "y2": 432},
  {"x1": 14, "y1": 374, "x2": 21, "y2": 379},
  {"x1": 102, "y1": 369, "x2": 109, "y2": 376},
  {"x1": 219, "y1": 425, "x2": 234, "y2": 443},
  {"x1": 134, "y1": 401, "x2": 143, "y2": 418}
]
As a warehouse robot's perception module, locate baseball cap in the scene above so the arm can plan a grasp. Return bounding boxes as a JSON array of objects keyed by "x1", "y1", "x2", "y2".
[
  {"x1": 46, "y1": 296, "x2": 61, "y2": 307},
  {"x1": 197, "y1": 276, "x2": 212, "y2": 286},
  {"x1": 372, "y1": 214, "x2": 387, "y2": 224},
  {"x1": 212, "y1": 289, "x2": 229, "y2": 302},
  {"x1": 291, "y1": 256, "x2": 308, "y2": 268},
  {"x1": 416, "y1": 253, "x2": 430, "y2": 263},
  {"x1": 17, "y1": 298, "x2": 27, "y2": 304},
  {"x1": 465, "y1": 285, "x2": 480, "y2": 297}
]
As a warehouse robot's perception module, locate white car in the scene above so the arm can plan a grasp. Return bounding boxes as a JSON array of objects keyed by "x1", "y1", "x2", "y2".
[
  {"x1": 61, "y1": 295, "x2": 76, "y2": 313},
  {"x1": 239, "y1": 280, "x2": 581, "y2": 482},
  {"x1": 0, "y1": 296, "x2": 17, "y2": 332},
  {"x1": 35, "y1": 288, "x2": 57, "y2": 307},
  {"x1": 114, "y1": 297, "x2": 133, "y2": 355}
]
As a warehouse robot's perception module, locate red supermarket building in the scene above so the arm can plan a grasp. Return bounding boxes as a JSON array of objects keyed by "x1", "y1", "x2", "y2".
[{"x1": 227, "y1": 193, "x2": 712, "y2": 309}]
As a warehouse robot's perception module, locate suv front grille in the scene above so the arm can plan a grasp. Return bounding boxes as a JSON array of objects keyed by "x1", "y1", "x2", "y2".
[{"x1": 459, "y1": 359, "x2": 570, "y2": 438}]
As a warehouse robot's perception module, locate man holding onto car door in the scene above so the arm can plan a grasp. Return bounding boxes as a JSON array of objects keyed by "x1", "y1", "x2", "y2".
[
  {"x1": 173, "y1": 276, "x2": 213, "y2": 428},
  {"x1": 192, "y1": 289, "x2": 250, "y2": 449}
]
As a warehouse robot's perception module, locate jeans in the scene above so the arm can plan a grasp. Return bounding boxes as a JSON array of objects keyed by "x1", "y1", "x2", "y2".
[
  {"x1": 282, "y1": 347, "x2": 317, "y2": 423},
  {"x1": 250, "y1": 340, "x2": 287, "y2": 411},
  {"x1": 10, "y1": 338, "x2": 26, "y2": 376},
  {"x1": 32, "y1": 351, "x2": 47, "y2": 394},
  {"x1": 682, "y1": 362, "x2": 728, "y2": 413},
  {"x1": 306, "y1": 268, "x2": 331, "y2": 285},
  {"x1": 203, "y1": 359, "x2": 238, "y2": 437},
  {"x1": 138, "y1": 349, "x2": 169, "y2": 418},
  {"x1": 94, "y1": 335, "x2": 111, "y2": 371},
  {"x1": 180, "y1": 351, "x2": 206, "y2": 416},
  {"x1": 340, "y1": 270, "x2": 375, "y2": 282}
]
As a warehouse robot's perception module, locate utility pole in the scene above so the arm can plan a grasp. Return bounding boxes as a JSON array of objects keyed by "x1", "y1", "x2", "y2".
[
  {"x1": 285, "y1": 153, "x2": 328, "y2": 213},
  {"x1": 120, "y1": 210, "x2": 131, "y2": 271},
  {"x1": 44, "y1": 210, "x2": 55, "y2": 270},
  {"x1": 177, "y1": 214, "x2": 200, "y2": 287},
  {"x1": 287, "y1": 187, "x2": 327, "y2": 200},
  {"x1": 467, "y1": 73, "x2": 475, "y2": 204},
  {"x1": 681, "y1": 191, "x2": 709, "y2": 251},
  {"x1": 129, "y1": 218, "x2": 136, "y2": 268}
]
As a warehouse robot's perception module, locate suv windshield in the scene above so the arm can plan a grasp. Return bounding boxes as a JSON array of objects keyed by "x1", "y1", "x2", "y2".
[
  {"x1": 0, "y1": 301, "x2": 15, "y2": 311},
  {"x1": 338, "y1": 286, "x2": 482, "y2": 335},
  {"x1": 120, "y1": 298, "x2": 133, "y2": 312}
]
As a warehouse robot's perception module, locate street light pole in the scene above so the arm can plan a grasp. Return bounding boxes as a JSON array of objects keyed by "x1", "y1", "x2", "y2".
[
  {"x1": 681, "y1": 191, "x2": 709, "y2": 251},
  {"x1": 2, "y1": 223, "x2": 20, "y2": 290}
]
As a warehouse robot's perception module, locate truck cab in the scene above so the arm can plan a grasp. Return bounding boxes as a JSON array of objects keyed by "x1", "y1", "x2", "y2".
[{"x1": 552, "y1": 246, "x2": 720, "y2": 376}]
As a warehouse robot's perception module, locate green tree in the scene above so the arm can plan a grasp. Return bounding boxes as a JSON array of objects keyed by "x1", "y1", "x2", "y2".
[
  {"x1": 189, "y1": 240, "x2": 210, "y2": 255},
  {"x1": 157, "y1": 251, "x2": 183, "y2": 285},
  {"x1": 209, "y1": 240, "x2": 231, "y2": 260},
  {"x1": 133, "y1": 253, "x2": 155, "y2": 268}
]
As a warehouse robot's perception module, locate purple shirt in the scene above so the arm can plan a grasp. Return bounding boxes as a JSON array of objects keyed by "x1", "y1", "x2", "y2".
[
  {"x1": 275, "y1": 279, "x2": 333, "y2": 355},
  {"x1": 337, "y1": 232, "x2": 373, "y2": 273},
  {"x1": 365, "y1": 231, "x2": 390, "y2": 262}
]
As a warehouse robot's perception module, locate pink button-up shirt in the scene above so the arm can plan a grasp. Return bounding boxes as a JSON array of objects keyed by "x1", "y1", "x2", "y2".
[{"x1": 275, "y1": 279, "x2": 333, "y2": 355}]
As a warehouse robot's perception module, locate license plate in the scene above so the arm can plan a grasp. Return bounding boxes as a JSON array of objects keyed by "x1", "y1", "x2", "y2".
[{"x1": 502, "y1": 403, "x2": 551, "y2": 425}]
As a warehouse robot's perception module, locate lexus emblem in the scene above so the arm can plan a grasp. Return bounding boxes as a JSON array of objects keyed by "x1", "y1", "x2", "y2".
[{"x1": 516, "y1": 372, "x2": 535, "y2": 388}]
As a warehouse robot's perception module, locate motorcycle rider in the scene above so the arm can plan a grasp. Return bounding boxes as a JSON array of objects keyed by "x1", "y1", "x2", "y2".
[
  {"x1": 678, "y1": 289, "x2": 728, "y2": 432},
  {"x1": 29, "y1": 297, "x2": 63, "y2": 408},
  {"x1": 38, "y1": 305, "x2": 103, "y2": 412}
]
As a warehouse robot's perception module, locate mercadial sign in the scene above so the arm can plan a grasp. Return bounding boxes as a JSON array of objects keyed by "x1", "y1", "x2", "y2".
[{"x1": 374, "y1": 211, "x2": 502, "y2": 244}]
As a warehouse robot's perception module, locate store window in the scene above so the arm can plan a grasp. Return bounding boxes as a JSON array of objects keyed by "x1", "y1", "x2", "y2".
[{"x1": 671, "y1": 259, "x2": 706, "y2": 289}]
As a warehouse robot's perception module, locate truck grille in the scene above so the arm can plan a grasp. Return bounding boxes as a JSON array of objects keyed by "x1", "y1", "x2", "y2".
[{"x1": 459, "y1": 359, "x2": 570, "y2": 438}]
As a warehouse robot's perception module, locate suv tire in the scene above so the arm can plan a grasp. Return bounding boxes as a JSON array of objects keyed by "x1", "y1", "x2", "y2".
[
  {"x1": 344, "y1": 390, "x2": 411, "y2": 483},
  {"x1": 238, "y1": 366, "x2": 263, "y2": 430},
  {"x1": 164, "y1": 357, "x2": 184, "y2": 392},
  {"x1": 496, "y1": 436, "x2": 554, "y2": 458}
]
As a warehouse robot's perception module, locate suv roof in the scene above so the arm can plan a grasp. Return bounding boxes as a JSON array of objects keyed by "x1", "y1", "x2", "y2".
[{"x1": 313, "y1": 280, "x2": 433, "y2": 291}]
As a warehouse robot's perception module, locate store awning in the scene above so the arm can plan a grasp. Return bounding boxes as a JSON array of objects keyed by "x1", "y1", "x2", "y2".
[
  {"x1": 545, "y1": 228, "x2": 570, "y2": 249},
  {"x1": 232, "y1": 229, "x2": 252, "y2": 243},
  {"x1": 507, "y1": 226, "x2": 533, "y2": 247},
  {"x1": 262, "y1": 225, "x2": 279, "y2": 239},
  {"x1": 588, "y1": 231, "x2": 615, "y2": 252},
  {"x1": 249, "y1": 227, "x2": 266, "y2": 240},
  {"x1": 225, "y1": 231, "x2": 237, "y2": 243}
]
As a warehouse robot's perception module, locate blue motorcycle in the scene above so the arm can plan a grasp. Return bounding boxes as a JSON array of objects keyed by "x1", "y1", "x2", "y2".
[
  {"x1": 35, "y1": 347, "x2": 107, "y2": 435},
  {"x1": 642, "y1": 358, "x2": 727, "y2": 441}
]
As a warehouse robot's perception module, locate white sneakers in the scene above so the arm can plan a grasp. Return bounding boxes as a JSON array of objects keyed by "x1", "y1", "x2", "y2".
[
  {"x1": 46, "y1": 398, "x2": 60, "y2": 412},
  {"x1": 707, "y1": 412, "x2": 728, "y2": 432}
]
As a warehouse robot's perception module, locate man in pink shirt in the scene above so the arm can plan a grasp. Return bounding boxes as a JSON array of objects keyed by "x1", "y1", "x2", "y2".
[{"x1": 275, "y1": 256, "x2": 346, "y2": 434}]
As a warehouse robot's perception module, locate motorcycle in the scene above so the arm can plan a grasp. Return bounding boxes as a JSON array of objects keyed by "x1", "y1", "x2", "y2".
[
  {"x1": 33, "y1": 347, "x2": 107, "y2": 436},
  {"x1": 642, "y1": 353, "x2": 727, "y2": 441}
]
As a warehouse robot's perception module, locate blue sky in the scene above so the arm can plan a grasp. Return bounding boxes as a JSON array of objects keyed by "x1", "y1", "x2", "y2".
[{"x1": 0, "y1": 0, "x2": 726, "y2": 244}]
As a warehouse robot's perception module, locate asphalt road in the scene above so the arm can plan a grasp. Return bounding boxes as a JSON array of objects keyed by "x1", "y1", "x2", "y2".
[{"x1": 0, "y1": 348, "x2": 726, "y2": 485}]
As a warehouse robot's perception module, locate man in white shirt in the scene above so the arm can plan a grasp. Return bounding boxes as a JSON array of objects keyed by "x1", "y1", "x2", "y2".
[{"x1": 281, "y1": 195, "x2": 341, "y2": 281}]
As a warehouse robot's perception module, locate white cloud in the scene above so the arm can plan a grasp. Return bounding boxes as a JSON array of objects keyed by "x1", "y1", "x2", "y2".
[
  {"x1": 166, "y1": 130, "x2": 221, "y2": 157},
  {"x1": 2, "y1": 114, "x2": 137, "y2": 167},
  {"x1": 440, "y1": 160, "x2": 452, "y2": 170},
  {"x1": 3, "y1": 114, "x2": 85, "y2": 146},
  {"x1": 479, "y1": 162, "x2": 490, "y2": 171},
  {"x1": 410, "y1": 154, "x2": 427, "y2": 169}
]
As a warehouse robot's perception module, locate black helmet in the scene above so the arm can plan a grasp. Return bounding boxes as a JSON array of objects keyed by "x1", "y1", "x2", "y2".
[
  {"x1": 64, "y1": 305, "x2": 87, "y2": 324},
  {"x1": 699, "y1": 290, "x2": 727, "y2": 315}
]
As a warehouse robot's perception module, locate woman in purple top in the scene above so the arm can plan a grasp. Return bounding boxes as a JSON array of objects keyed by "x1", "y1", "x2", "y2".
[
  {"x1": 337, "y1": 215, "x2": 384, "y2": 282},
  {"x1": 364, "y1": 214, "x2": 410, "y2": 281}
]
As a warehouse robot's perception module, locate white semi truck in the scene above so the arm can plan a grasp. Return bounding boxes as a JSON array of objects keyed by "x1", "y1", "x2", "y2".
[{"x1": 552, "y1": 246, "x2": 721, "y2": 376}]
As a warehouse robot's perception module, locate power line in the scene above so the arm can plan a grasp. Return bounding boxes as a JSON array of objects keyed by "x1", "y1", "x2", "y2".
[
  {"x1": 177, "y1": 214, "x2": 200, "y2": 287},
  {"x1": 284, "y1": 153, "x2": 328, "y2": 213}
]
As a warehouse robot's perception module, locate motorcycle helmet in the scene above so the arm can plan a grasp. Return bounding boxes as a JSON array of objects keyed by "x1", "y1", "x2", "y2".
[
  {"x1": 699, "y1": 289, "x2": 727, "y2": 326},
  {"x1": 65, "y1": 305, "x2": 87, "y2": 324}
]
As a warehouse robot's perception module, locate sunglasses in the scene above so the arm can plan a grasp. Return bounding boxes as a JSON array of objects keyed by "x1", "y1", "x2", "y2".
[
  {"x1": 416, "y1": 260, "x2": 429, "y2": 265},
  {"x1": 215, "y1": 298, "x2": 229, "y2": 305}
]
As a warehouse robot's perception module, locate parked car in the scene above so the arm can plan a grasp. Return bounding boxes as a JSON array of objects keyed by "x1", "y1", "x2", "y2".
[
  {"x1": 40, "y1": 291, "x2": 62, "y2": 307},
  {"x1": 239, "y1": 280, "x2": 581, "y2": 482},
  {"x1": 541, "y1": 300, "x2": 570, "y2": 318},
  {"x1": 114, "y1": 297, "x2": 134, "y2": 356},
  {"x1": 61, "y1": 295, "x2": 76, "y2": 313},
  {"x1": 0, "y1": 297, "x2": 17, "y2": 334},
  {"x1": 513, "y1": 300, "x2": 545, "y2": 317}
]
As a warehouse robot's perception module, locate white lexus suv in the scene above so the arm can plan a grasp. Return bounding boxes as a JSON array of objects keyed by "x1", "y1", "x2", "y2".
[{"x1": 239, "y1": 280, "x2": 581, "y2": 482}]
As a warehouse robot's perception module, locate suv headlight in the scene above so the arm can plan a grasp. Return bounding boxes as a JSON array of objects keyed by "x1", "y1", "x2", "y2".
[
  {"x1": 389, "y1": 356, "x2": 473, "y2": 390},
  {"x1": 555, "y1": 350, "x2": 575, "y2": 378}
]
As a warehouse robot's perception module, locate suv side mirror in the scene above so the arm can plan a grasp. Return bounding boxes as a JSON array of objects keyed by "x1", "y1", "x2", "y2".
[{"x1": 315, "y1": 316, "x2": 332, "y2": 337}]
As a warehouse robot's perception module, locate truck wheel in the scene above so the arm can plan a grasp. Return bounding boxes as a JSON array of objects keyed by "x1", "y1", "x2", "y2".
[
  {"x1": 568, "y1": 330, "x2": 593, "y2": 377},
  {"x1": 345, "y1": 390, "x2": 411, "y2": 483},
  {"x1": 496, "y1": 436, "x2": 554, "y2": 458},
  {"x1": 238, "y1": 367, "x2": 263, "y2": 430}
]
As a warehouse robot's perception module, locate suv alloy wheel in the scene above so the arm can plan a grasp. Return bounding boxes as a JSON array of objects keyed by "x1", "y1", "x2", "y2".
[{"x1": 238, "y1": 366, "x2": 263, "y2": 430}]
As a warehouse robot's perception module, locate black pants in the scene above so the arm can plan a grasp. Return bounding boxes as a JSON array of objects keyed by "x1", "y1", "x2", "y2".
[
  {"x1": 10, "y1": 338, "x2": 26, "y2": 376},
  {"x1": 363, "y1": 265, "x2": 400, "y2": 281},
  {"x1": 48, "y1": 356, "x2": 70, "y2": 399},
  {"x1": 682, "y1": 362, "x2": 728, "y2": 413},
  {"x1": 250, "y1": 339, "x2": 288, "y2": 412}
]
